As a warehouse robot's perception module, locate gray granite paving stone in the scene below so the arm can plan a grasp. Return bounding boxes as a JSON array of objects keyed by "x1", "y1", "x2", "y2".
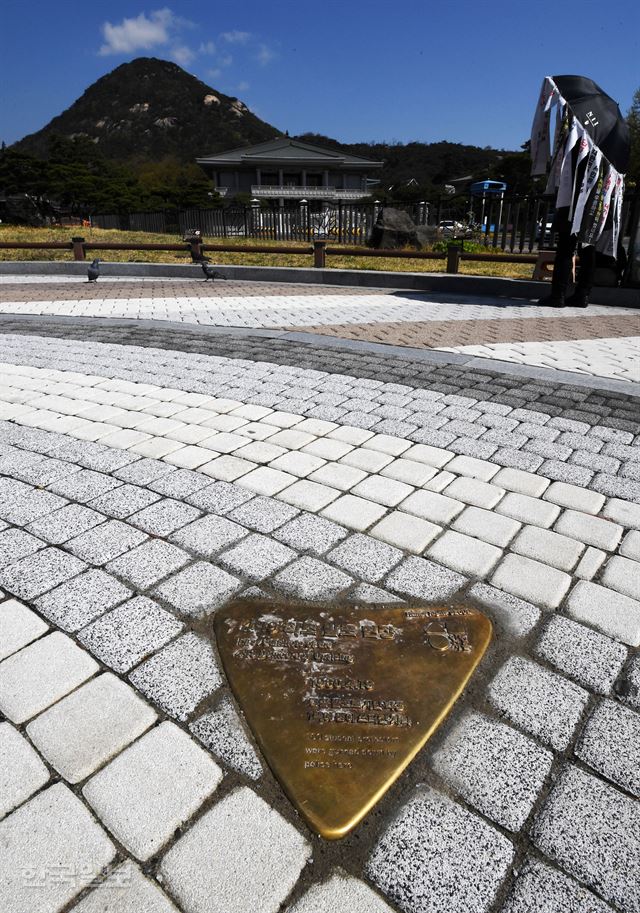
[
  {"x1": 592, "y1": 472, "x2": 640, "y2": 503},
  {"x1": 532, "y1": 764, "x2": 640, "y2": 912},
  {"x1": 0, "y1": 782, "x2": 116, "y2": 913},
  {"x1": 159, "y1": 786, "x2": 311, "y2": 913},
  {"x1": 79, "y1": 595, "x2": 184, "y2": 672},
  {"x1": 0, "y1": 488, "x2": 68, "y2": 526},
  {"x1": 77, "y1": 447, "x2": 140, "y2": 474},
  {"x1": 89, "y1": 483, "x2": 161, "y2": 519},
  {"x1": 26, "y1": 503, "x2": 105, "y2": 545},
  {"x1": 13, "y1": 456, "x2": 81, "y2": 486},
  {"x1": 575, "y1": 698, "x2": 640, "y2": 796},
  {"x1": 69, "y1": 860, "x2": 179, "y2": 913},
  {"x1": 220, "y1": 533, "x2": 297, "y2": 581},
  {"x1": 186, "y1": 480, "x2": 253, "y2": 513},
  {"x1": 327, "y1": 533, "x2": 403, "y2": 583},
  {"x1": 48, "y1": 468, "x2": 122, "y2": 503},
  {"x1": 0, "y1": 528, "x2": 45, "y2": 569},
  {"x1": 619, "y1": 654, "x2": 640, "y2": 710},
  {"x1": 431, "y1": 711, "x2": 553, "y2": 831},
  {"x1": 273, "y1": 512, "x2": 348, "y2": 555},
  {"x1": 274, "y1": 556, "x2": 353, "y2": 600},
  {"x1": 153, "y1": 562, "x2": 241, "y2": 616},
  {"x1": 366, "y1": 786, "x2": 513, "y2": 913},
  {"x1": 0, "y1": 546, "x2": 87, "y2": 600},
  {"x1": 227, "y1": 495, "x2": 299, "y2": 533},
  {"x1": 149, "y1": 467, "x2": 211, "y2": 498},
  {"x1": 114, "y1": 456, "x2": 176, "y2": 485},
  {"x1": 488, "y1": 657, "x2": 589, "y2": 751},
  {"x1": 170, "y1": 513, "x2": 248, "y2": 557},
  {"x1": 83, "y1": 721, "x2": 223, "y2": 861},
  {"x1": 0, "y1": 722, "x2": 50, "y2": 818},
  {"x1": 66, "y1": 518, "x2": 149, "y2": 565},
  {"x1": 35, "y1": 569, "x2": 131, "y2": 631},
  {"x1": 129, "y1": 498, "x2": 202, "y2": 536},
  {"x1": 190, "y1": 695, "x2": 263, "y2": 780},
  {"x1": 129, "y1": 633, "x2": 223, "y2": 721},
  {"x1": 501, "y1": 857, "x2": 616, "y2": 913},
  {"x1": 385, "y1": 556, "x2": 466, "y2": 601},
  {"x1": 535, "y1": 615, "x2": 628, "y2": 694},
  {"x1": 106, "y1": 539, "x2": 190, "y2": 590}
]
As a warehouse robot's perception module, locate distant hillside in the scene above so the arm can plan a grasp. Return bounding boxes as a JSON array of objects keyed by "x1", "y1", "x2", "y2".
[{"x1": 12, "y1": 57, "x2": 282, "y2": 163}]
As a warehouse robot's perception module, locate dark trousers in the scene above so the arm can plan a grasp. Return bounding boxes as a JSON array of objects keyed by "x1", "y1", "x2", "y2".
[{"x1": 552, "y1": 207, "x2": 596, "y2": 294}]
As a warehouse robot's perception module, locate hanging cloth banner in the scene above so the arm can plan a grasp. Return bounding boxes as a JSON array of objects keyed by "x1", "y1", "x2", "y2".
[{"x1": 530, "y1": 76, "x2": 625, "y2": 250}]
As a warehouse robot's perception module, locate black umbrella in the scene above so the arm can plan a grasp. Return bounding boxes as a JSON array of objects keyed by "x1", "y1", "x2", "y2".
[{"x1": 552, "y1": 75, "x2": 630, "y2": 173}]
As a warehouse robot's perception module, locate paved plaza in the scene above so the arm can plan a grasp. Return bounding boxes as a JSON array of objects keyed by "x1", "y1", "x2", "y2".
[{"x1": 0, "y1": 274, "x2": 639, "y2": 913}]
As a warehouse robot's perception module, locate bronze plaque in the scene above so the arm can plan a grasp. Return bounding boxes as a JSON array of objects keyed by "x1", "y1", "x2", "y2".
[{"x1": 214, "y1": 599, "x2": 491, "y2": 839}]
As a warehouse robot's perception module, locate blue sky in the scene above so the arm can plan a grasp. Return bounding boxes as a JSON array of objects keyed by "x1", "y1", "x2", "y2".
[{"x1": 1, "y1": 0, "x2": 638, "y2": 150}]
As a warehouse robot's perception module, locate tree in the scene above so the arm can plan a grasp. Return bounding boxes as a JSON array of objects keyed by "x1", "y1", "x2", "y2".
[{"x1": 627, "y1": 87, "x2": 640, "y2": 185}]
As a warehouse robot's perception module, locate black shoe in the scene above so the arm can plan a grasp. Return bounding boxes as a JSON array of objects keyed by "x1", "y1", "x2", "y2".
[
  {"x1": 565, "y1": 290, "x2": 589, "y2": 308},
  {"x1": 538, "y1": 292, "x2": 566, "y2": 307}
]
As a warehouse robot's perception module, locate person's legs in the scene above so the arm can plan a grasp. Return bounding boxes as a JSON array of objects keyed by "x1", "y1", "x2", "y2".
[
  {"x1": 565, "y1": 244, "x2": 596, "y2": 307},
  {"x1": 538, "y1": 208, "x2": 575, "y2": 307}
]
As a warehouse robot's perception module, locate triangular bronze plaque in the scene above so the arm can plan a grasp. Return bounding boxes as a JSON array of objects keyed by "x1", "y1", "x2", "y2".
[{"x1": 214, "y1": 599, "x2": 491, "y2": 839}]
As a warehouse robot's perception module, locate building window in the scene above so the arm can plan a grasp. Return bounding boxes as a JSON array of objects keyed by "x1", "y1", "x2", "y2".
[
  {"x1": 283, "y1": 172, "x2": 301, "y2": 186},
  {"x1": 261, "y1": 172, "x2": 278, "y2": 185}
]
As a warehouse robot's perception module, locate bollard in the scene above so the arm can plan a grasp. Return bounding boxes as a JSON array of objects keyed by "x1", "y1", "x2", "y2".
[
  {"x1": 71, "y1": 237, "x2": 86, "y2": 261},
  {"x1": 313, "y1": 240, "x2": 327, "y2": 269},
  {"x1": 188, "y1": 237, "x2": 203, "y2": 262},
  {"x1": 446, "y1": 244, "x2": 461, "y2": 274}
]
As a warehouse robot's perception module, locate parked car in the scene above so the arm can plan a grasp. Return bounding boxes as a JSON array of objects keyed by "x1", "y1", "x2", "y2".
[{"x1": 437, "y1": 220, "x2": 465, "y2": 236}]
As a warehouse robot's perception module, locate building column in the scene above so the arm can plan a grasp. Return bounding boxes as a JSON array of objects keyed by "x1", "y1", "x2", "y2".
[
  {"x1": 278, "y1": 168, "x2": 283, "y2": 187},
  {"x1": 323, "y1": 170, "x2": 329, "y2": 188},
  {"x1": 256, "y1": 168, "x2": 261, "y2": 188}
]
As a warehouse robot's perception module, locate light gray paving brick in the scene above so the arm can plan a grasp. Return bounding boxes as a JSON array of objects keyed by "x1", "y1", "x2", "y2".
[
  {"x1": 491, "y1": 554, "x2": 571, "y2": 610},
  {"x1": 591, "y1": 472, "x2": 640, "y2": 502},
  {"x1": 0, "y1": 631, "x2": 98, "y2": 724},
  {"x1": 502, "y1": 857, "x2": 616, "y2": 913},
  {"x1": 512, "y1": 408, "x2": 551, "y2": 424},
  {"x1": 220, "y1": 533, "x2": 297, "y2": 581},
  {"x1": 35, "y1": 569, "x2": 131, "y2": 631},
  {"x1": 531, "y1": 764, "x2": 640, "y2": 912},
  {"x1": 83, "y1": 721, "x2": 222, "y2": 861},
  {"x1": 0, "y1": 598, "x2": 48, "y2": 661},
  {"x1": 447, "y1": 437, "x2": 498, "y2": 460},
  {"x1": 488, "y1": 656, "x2": 589, "y2": 750},
  {"x1": 590, "y1": 425, "x2": 634, "y2": 444},
  {"x1": 369, "y1": 511, "x2": 441, "y2": 553},
  {"x1": 446, "y1": 455, "x2": 498, "y2": 481},
  {"x1": 442, "y1": 476, "x2": 505, "y2": 509},
  {"x1": 543, "y1": 481, "x2": 605, "y2": 514},
  {"x1": 467, "y1": 583, "x2": 540, "y2": 637},
  {"x1": 575, "y1": 698, "x2": 640, "y2": 796},
  {"x1": 190, "y1": 695, "x2": 263, "y2": 780},
  {"x1": 153, "y1": 562, "x2": 241, "y2": 616},
  {"x1": 366, "y1": 786, "x2": 513, "y2": 913},
  {"x1": 0, "y1": 528, "x2": 45, "y2": 569},
  {"x1": 0, "y1": 783, "x2": 116, "y2": 913},
  {"x1": 400, "y1": 489, "x2": 465, "y2": 524},
  {"x1": 603, "y1": 497, "x2": 640, "y2": 530},
  {"x1": 351, "y1": 582, "x2": 404, "y2": 603},
  {"x1": 1, "y1": 546, "x2": 87, "y2": 600},
  {"x1": 186, "y1": 480, "x2": 253, "y2": 514},
  {"x1": 535, "y1": 615, "x2": 627, "y2": 694},
  {"x1": 274, "y1": 557, "x2": 353, "y2": 600},
  {"x1": 511, "y1": 526, "x2": 584, "y2": 572},
  {"x1": 159, "y1": 786, "x2": 311, "y2": 913},
  {"x1": 427, "y1": 530, "x2": 502, "y2": 577},
  {"x1": 408, "y1": 427, "x2": 456, "y2": 448},
  {"x1": 547, "y1": 416, "x2": 590, "y2": 433},
  {"x1": 79, "y1": 596, "x2": 183, "y2": 673},
  {"x1": 69, "y1": 860, "x2": 179, "y2": 913},
  {"x1": 106, "y1": 539, "x2": 190, "y2": 590},
  {"x1": 327, "y1": 534, "x2": 403, "y2": 583},
  {"x1": 432, "y1": 711, "x2": 553, "y2": 831},
  {"x1": 129, "y1": 498, "x2": 202, "y2": 536},
  {"x1": 621, "y1": 461, "x2": 640, "y2": 480},
  {"x1": 273, "y1": 513, "x2": 348, "y2": 556},
  {"x1": 0, "y1": 487, "x2": 68, "y2": 526},
  {"x1": 620, "y1": 530, "x2": 640, "y2": 561},
  {"x1": 26, "y1": 503, "x2": 105, "y2": 545},
  {"x1": 0, "y1": 722, "x2": 50, "y2": 818},
  {"x1": 574, "y1": 545, "x2": 607, "y2": 580},
  {"x1": 27, "y1": 672, "x2": 156, "y2": 784},
  {"x1": 491, "y1": 447, "x2": 544, "y2": 472},
  {"x1": 524, "y1": 439, "x2": 571, "y2": 461},
  {"x1": 539, "y1": 460, "x2": 593, "y2": 485},
  {"x1": 603, "y1": 441, "x2": 640, "y2": 462},
  {"x1": 77, "y1": 447, "x2": 141, "y2": 475},
  {"x1": 287, "y1": 871, "x2": 396, "y2": 913},
  {"x1": 567, "y1": 580, "x2": 640, "y2": 646},
  {"x1": 14, "y1": 456, "x2": 81, "y2": 486},
  {"x1": 149, "y1": 467, "x2": 211, "y2": 498},
  {"x1": 570, "y1": 449, "x2": 620, "y2": 473},
  {"x1": 386, "y1": 556, "x2": 466, "y2": 601},
  {"x1": 170, "y1": 514, "x2": 247, "y2": 558},
  {"x1": 114, "y1": 457, "x2": 177, "y2": 485},
  {"x1": 129, "y1": 633, "x2": 223, "y2": 721},
  {"x1": 48, "y1": 468, "x2": 122, "y2": 503},
  {"x1": 66, "y1": 519, "x2": 148, "y2": 565},
  {"x1": 620, "y1": 655, "x2": 640, "y2": 711},
  {"x1": 227, "y1": 495, "x2": 299, "y2": 533},
  {"x1": 601, "y1": 555, "x2": 640, "y2": 601},
  {"x1": 453, "y1": 506, "x2": 520, "y2": 547},
  {"x1": 558, "y1": 431, "x2": 603, "y2": 451},
  {"x1": 496, "y1": 492, "x2": 560, "y2": 528},
  {"x1": 89, "y1": 483, "x2": 161, "y2": 519}
]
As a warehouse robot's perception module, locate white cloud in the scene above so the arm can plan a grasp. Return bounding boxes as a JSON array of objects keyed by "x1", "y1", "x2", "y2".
[
  {"x1": 198, "y1": 40, "x2": 216, "y2": 55},
  {"x1": 218, "y1": 54, "x2": 233, "y2": 67},
  {"x1": 99, "y1": 8, "x2": 176, "y2": 56},
  {"x1": 207, "y1": 68, "x2": 222, "y2": 79},
  {"x1": 256, "y1": 43, "x2": 275, "y2": 65},
  {"x1": 171, "y1": 44, "x2": 195, "y2": 66},
  {"x1": 221, "y1": 30, "x2": 251, "y2": 44},
  {"x1": 237, "y1": 81, "x2": 250, "y2": 92}
]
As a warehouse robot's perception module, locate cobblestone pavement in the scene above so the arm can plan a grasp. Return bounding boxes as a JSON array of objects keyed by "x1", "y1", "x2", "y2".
[
  {"x1": 0, "y1": 276, "x2": 639, "y2": 913},
  {"x1": 1, "y1": 276, "x2": 638, "y2": 381}
]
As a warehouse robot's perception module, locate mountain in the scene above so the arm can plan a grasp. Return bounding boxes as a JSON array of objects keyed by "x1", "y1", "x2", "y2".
[{"x1": 12, "y1": 57, "x2": 282, "y2": 163}]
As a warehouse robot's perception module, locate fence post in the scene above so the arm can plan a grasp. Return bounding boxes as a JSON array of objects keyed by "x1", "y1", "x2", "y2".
[
  {"x1": 71, "y1": 237, "x2": 86, "y2": 261},
  {"x1": 188, "y1": 236, "x2": 202, "y2": 261},
  {"x1": 313, "y1": 240, "x2": 327, "y2": 268},
  {"x1": 446, "y1": 243, "x2": 461, "y2": 274}
]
